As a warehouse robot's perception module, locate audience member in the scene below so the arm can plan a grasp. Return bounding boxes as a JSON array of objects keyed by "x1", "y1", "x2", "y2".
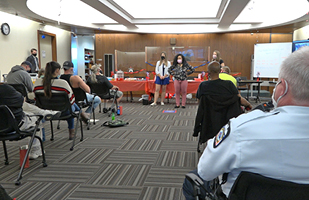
[
  {"x1": 87, "y1": 64, "x2": 123, "y2": 104},
  {"x1": 196, "y1": 62, "x2": 251, "y2": 109},
  {"x1": 150, "y1": 51, "x2": 171, "y2": 106},
  {"x1": 38, "y1": 68, "x2": 45, "y2": 78},
  {"x1": 60, "y1": 61, "x2": 101, "y2": 121},
  {"x1": 212, "y1": 50, "x2": 225, "y2": 67},
  {"x1": 0, "y1": 84, "x2": 60, "y2": 159},
  {"x1": 26, "y1": 48, "x2": 39, "y2": 73},
  {"x1": 219, "y1": 66, "x2": 237, "y2": 87},
  {"x1": 7, "y1": 61, "x2": 33, "y2": 92},
  {"x1": 33, "y1": 61, "x2": 81, "y2": 140},
  {"x1": 168, "y1": 54, "x2": 195, "y2": 108},
  {"x1": 184, "y1": 46, "x2": 309, "y2": 199}
]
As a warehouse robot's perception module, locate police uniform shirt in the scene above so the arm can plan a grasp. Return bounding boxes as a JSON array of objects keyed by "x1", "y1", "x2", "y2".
[{"x1": 197, "y1": 106, "x2": 309, "y2": 196}]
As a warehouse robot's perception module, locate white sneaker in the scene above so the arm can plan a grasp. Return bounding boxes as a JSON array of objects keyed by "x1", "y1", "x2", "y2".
[
  {"x1": 160, "y1": 102, "x2": 164, "y2": 106},
  {"x1": 29, "y1": 152, "x2": 39, "y2": 160},
  {"x1": 150, "y1": 102, "x2": 157, "y2": 106}
]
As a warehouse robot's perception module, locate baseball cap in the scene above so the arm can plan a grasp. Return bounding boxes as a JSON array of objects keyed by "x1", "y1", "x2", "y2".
[
  {"x1": 63, "y1": 61, "x2": 74, "y2": 69},
  {"x1": 21, "y1": 61, "x2": 32, "y2": 69}
]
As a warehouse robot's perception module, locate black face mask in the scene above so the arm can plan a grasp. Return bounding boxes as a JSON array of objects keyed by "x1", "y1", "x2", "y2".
[
  {"x1": 161, "y1": 56, "x2": 165, "y2": 60},
  {"x1": 32, "y1": 53, "x2": 37, "y2": 57}
]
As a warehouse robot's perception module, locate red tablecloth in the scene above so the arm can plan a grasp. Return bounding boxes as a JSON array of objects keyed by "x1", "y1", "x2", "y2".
[{"x1": 110, "y1": 81, "x2": 147, "y2": 92}]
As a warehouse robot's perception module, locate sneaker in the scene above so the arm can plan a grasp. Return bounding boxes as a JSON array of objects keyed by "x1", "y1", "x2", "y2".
[
  {"x1": 160, "y1": 102, "x2": 164, "y2": 106},
  {"x1": 29, "y1": 152, "x2": 39, "y2": 160},
  {"x1": 150, "y1": 102, "x2": 157, "y2": 106}
]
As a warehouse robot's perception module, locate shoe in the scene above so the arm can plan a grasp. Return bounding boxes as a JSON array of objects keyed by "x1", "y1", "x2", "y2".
[
  {"x1": 182, "y1": 106, "x2": 186, "y2": 109},
  {"x1": 160, "y1": 102, "x2": 164, "y2": 106},
  {"x1": 69, "y1": 129, "x2": 75, "y2": 140},
  {"x1": 175, "y1": 105, "x2": 180, "y2": 108},
  {"x1": 29, "y1": 152, "x2": 39, "y2": 160},
  {"x1": 44, "y1": 110, "x2": 61, "y2": 120},
  {"x1": 80, "y1": 112, "x2": 89, "y2": 125},
  {"x1": 150, "y1": 102, "x2": 157, "y2": 106}
]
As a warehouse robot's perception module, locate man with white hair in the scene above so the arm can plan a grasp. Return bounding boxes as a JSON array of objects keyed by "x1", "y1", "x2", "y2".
[{"x1": 184, "y1": 46, "x2": 309, "y2": 199}]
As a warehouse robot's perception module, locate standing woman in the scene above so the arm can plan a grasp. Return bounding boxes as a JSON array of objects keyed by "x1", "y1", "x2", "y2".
[
  {"x1": 151, "y1": 52, "x2": 171, "y2": 106},
  {"x1": 168, "y1": 54, "x2": 195, "y2": 108},
  {"x1": 33, "y1": 61, "x2": 81, "y2": 140},
  {"x1": 212, "y1": 50, "x2": 225, "y2": 67}
]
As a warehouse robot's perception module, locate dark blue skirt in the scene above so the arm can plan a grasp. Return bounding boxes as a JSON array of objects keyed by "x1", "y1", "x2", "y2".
[{"x1": 155, "y1": 76, "x2": 170, "y2": 85}]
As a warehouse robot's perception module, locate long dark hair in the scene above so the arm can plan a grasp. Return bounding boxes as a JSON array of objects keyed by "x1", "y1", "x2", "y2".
[
  {"x1": 42, "y1": 61, "x2": 61, "y2": 98},
  {"x1": 172, "y1": 54, "x2": 187, "y2": 66}
]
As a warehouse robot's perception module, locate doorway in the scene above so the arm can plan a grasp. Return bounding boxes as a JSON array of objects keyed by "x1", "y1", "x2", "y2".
[{"x1": 37, "y1": 30, "x2": 57, "y2": 69}]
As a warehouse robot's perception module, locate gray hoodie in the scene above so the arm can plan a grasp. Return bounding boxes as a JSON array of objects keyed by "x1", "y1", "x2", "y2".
[{"x1": 7, "y1": 65, "x2": 34, "y2": 92}]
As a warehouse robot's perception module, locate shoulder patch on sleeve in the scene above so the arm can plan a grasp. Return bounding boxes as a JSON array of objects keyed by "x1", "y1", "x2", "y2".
[{"x1": 213, "y1": 122, "x2": 231, "y2": 148}]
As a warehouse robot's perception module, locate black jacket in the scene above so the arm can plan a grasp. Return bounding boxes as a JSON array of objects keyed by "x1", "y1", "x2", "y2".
[{"x1": 193, "y1": 94, "x2": 242, "y2": 143}]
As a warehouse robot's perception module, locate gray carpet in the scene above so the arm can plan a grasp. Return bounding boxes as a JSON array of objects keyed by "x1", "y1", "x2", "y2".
[{"x1": 0, "y1": 98, "x2": 264, "y2": 199}]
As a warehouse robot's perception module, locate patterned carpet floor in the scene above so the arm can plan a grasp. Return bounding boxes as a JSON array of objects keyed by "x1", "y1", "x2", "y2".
[{"x1": 0, "y1": 97, "x2": 265, "y2": 200}]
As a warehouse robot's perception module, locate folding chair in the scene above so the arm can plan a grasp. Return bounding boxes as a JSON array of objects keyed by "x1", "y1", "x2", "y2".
[
  {"x1": 0, "y1": 105, "x2": 47, "y2": 186},
  {"x1": 229, "y1": 171, "x2": 309, "y2": 200},
  {"x1": 72, "y1": 88, "x2": 96, "y2": 130},
  {"x1": 35, "y1": 91, "x2": 83, "y2": 151},
  {"x1": 88, "y1": 82, "x2": 118, "y2": 117}
]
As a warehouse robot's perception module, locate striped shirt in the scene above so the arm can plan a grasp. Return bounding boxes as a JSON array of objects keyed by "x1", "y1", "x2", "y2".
[{"x1": 33, "y1": 78, "x2": 75, "y2": 105}]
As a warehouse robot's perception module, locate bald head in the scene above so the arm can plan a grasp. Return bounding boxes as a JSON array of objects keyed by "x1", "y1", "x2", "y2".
[{"x1": 207, "y1": 61, "x2": 221, "y2": 80}]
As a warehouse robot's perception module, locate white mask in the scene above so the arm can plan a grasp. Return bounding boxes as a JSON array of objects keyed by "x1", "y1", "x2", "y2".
[{"x1": 271, "y1": 80, "x2": 288, "y2": 108}]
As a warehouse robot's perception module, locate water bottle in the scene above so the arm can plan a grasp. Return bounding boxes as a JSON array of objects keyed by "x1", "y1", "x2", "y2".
[
  {"x1": 111, "y1": 113, "x2": 115, "y2": 122},
  {"x1": 117, "y1": 106, "x2": 120, "y2": 115}
]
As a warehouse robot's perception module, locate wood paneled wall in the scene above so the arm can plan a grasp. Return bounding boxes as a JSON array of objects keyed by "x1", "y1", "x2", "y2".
[{"x1": 95, "y1": 33, "x2": 293, "y2": 79}]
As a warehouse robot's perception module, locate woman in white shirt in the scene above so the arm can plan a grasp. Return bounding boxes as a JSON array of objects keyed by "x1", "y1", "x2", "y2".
[{"x1": 151, "y1": 52, "x2": 171, "y2": 106}]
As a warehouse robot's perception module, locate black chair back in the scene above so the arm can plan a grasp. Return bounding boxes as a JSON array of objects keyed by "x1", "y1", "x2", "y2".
[
  {"x1": 229, "y1": 171, "x2": 309, "y2": 200},
  {"x1": 88, "y1": 82, "x2": 112, "y2": 99},
  {"x1": 35, "y1": 91, "x2": 72, "y2": 114},
  {"x1": 72, "y1": 88, "x2": 88, "y2": 104},
  {"x1": 0, "y1": 105, "x2": 18, "y2": 134},
  {"x1": 8, "y1": 84, "x2": 28, "y2": 97}
]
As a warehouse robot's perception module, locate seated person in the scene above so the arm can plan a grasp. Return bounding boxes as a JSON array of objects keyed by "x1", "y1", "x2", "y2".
[
  {"x1": 196, "y1": 62, "x2": 252, "y2": 109},
  {"x1": 86, "y1": 64, "x2": 123, "y2": 104},
  {"x1": 219, "y1": 66, "x2": 237, "y2": 87},
  {"x1": 0, "y1": 84, "x2": 60, "y2": 159},
  {"x1": 33, "y1": 61, "x2": 81, "y2": 140},
  {"x1": 60, "y1": 61, "x2": 101, "y2": 120},
  {"x1": 183, "y1": 46, "x2": 309, "y2": 199},
  {"x1": 7, "y1": 61, "x2": 33, "y2": 93}
]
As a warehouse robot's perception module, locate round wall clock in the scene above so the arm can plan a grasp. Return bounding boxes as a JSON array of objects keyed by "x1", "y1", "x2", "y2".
[{"x1": 1, "y1": 23, "x2": 10, "y2": 35}]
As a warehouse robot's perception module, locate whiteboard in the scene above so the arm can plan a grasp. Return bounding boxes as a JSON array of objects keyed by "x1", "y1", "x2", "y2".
[{"x1": 253, "y1": 42, "x2": 292, "y2": 78}]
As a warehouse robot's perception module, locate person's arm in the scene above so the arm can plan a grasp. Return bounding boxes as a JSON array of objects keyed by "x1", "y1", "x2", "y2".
[
  {"x1": 155, "y1": 61, "x2": 161, "y2": 77},
  {"x1": 186, "y1": 64, "x2": 195, "y2": 75},
  {"x1": 72, "y1": 76, "x2": 90, "y2": 93},
  {"x1": 197, "y1": 121, "x2": 238, "y2": 181},
  {"x1": 24, "y1": 75, "x2": 34, "y2": 92},
  {"x1": 239, "y1": 94, "x2": 252, "y2": 109},
  {"x1": 168, "y1": 65, "x2": 175, "y2": 76}
]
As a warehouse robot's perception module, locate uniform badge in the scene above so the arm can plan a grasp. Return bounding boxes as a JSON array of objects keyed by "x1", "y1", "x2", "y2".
[{"x1": 213, "y1": 122, "x2": 230, "y2": 148}]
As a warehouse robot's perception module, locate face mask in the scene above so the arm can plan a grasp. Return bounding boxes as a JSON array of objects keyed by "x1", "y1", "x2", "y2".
[
  {"x1": 177, "y1": 59, "x2": 182, "y2": 64},
  {"x1": 271, "y1": 80, "x2": 288, "y2": 108},
  {"x1": 161, "y1": 56, "x2": 165, "y2": 60},
  {"x1": 57, "y1": 74, "x2": 61, "y2": 79},
  {"x1": 213, "y1": 55, "x2": 217, "y2": 59},
  {"x1": 32, "y1": 53, "x2": 37, "y2": 57}
]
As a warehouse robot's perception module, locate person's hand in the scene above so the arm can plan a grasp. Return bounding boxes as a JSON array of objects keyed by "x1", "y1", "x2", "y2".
[{"x1": 160, "y1": 75, "x2": 164, "y2": 80}]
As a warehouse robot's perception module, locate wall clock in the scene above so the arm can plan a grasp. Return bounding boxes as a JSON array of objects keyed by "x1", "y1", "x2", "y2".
[{"x1": 1, "y1": 23, "x2": 10, "y2": 35}]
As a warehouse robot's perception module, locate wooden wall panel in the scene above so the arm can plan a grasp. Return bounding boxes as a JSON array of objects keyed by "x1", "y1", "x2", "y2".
[{"x1": 95, "y1": 32, "x2": 292, "y2": 79}]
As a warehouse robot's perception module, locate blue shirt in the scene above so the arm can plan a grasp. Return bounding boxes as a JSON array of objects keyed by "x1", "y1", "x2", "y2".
[{"x1": 198, "y1": 106, "x2": 309, "y2": 196}]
